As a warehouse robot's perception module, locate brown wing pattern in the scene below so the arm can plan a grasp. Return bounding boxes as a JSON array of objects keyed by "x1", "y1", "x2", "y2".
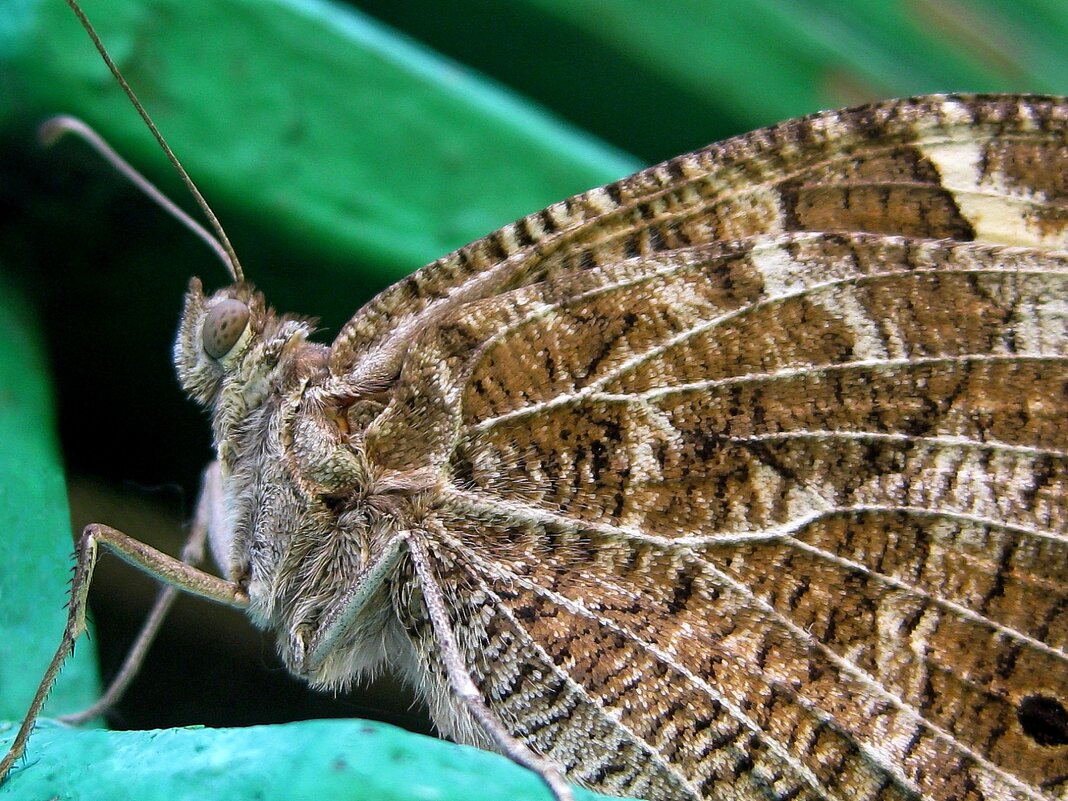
[
  {"x1": 374, "y1": 232, "x2": 1068, "y2": 801},
  {"x1": 329, "y1": 94, "x2": 1068, "y2": 381}
]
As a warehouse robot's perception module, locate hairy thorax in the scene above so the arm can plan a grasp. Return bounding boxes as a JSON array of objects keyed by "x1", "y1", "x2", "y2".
[
  {"x1": 176, "y1": 280, "x2": 427, "y2": 692},
  {"x1": 231, "y1": 359, "x2": 436, "y2": 690}
]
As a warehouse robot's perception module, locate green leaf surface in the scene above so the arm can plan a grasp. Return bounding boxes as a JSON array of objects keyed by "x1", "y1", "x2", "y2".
[{"x1": 1, "y1": 719, "x2": 610, "y2": 800}]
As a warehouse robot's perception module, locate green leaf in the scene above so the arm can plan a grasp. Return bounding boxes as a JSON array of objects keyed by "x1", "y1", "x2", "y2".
[{"x1": 4, "y1": 719, "x2": 618, "y2": 800}]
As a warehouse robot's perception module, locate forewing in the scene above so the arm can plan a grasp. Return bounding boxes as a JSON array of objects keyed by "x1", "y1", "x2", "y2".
[
  {"x1": 330, "y1": 94, "x2": 1068, "y2": 380},
  {"x1": 375, "y1": 232, "x2": 1068, "y2": 801}
]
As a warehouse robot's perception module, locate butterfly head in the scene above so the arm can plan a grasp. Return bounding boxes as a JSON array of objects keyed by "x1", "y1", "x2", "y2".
[{"x1": 174, "y1": 277, "x2": 319, "y2": 412}]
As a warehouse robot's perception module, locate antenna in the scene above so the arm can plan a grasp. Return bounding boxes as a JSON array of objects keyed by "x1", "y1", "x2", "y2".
[
  {"x1": 64, "y1": 0, "x2": 245, "y2": 283},
  {"x1": 42, "y1": 116, "x2": 236, "y2": 272}
]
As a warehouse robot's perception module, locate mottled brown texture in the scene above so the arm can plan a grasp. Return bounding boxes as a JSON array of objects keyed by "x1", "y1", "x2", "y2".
[{"x1": 167, "y1": 95, "x2": 1067, "y2": 801}]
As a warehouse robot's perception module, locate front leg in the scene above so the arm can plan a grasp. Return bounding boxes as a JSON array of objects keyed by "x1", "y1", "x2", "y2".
[
  {"x1": 59, "y1": 462, "x2": 228, "y2": 725},
  {"x1": 0, "y1": 514, "x2": 248, "y2": 783}
]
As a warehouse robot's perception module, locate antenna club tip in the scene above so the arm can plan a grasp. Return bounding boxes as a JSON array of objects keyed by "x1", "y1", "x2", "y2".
[{"x1": 38, "y1": 115, "x2": 87, "y2": 148}]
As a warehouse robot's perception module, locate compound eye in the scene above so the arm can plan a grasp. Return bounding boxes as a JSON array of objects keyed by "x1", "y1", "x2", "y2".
[{"x1": 203, "y1": 299, "x2": 250, "y2": 359}]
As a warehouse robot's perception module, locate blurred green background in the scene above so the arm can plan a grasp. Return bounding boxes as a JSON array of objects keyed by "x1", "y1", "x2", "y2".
[{"x1": 0, "y1": 0, "x2": 1066, "y2": 795}]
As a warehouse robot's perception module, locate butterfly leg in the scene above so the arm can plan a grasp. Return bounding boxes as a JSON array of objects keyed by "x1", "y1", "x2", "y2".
[
  {"x1": 0, "y1": 487, "x2": 247, "y2": 784},
  {"x1": 404, "y1": 533, "x2": 576, "y2": 801},
  {"x1": 58, "y1": 462, "x2": 225, "y2": 725}
]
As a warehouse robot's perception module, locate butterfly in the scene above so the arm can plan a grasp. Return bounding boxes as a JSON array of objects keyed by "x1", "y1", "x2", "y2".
[{"x1": 2, "y1": 5, "x2": 1067, "y2": 800}]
